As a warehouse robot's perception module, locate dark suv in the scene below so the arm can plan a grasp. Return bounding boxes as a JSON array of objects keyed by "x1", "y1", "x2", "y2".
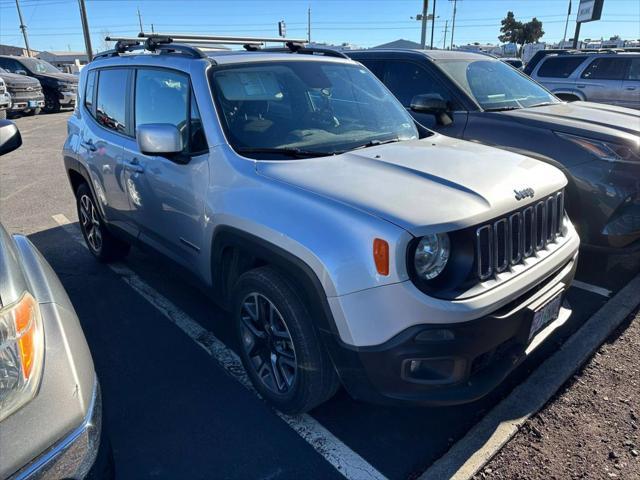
[
  {"x1": 348, "y1": 49, "x2": 640, "y2": 255},
  {"x1": 0, "y1": 67, "x2": 45, "y2": 116},
  {"x1": 0, "y1": 56, "x2": 77, "y2": 113}
]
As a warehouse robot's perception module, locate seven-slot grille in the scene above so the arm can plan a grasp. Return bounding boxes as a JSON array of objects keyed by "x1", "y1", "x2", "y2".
[{"x1": 476, "y1": 190, "x2": 565, "y2": 281}]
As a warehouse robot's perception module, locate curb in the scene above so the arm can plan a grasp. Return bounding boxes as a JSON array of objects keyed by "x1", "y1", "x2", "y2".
[{"x1": 418, "y1": 273, "x2": 640, "y2": 480}]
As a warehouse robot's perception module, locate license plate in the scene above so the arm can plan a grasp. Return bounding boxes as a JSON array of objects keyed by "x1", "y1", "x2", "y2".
[
  {"x1": 529, "y1": 294, "x2": 562, "y2": 340},
  {"x1": 28, "y1": 100, "x2": 38, "y2": 108}
]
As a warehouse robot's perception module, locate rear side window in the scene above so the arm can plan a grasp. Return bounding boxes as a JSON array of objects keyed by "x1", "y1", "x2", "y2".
[
  {"x1": 537, "y1": 56, "x2": 586, "y2": 78},
  {"x1": 628, "y1": 59, "x2": 640, "y2": 81},
  {"x1": 135, "y1": 68, "x2": 207, "y2": 154},
  {"x1": 84, "y1": 70, "x2": 96, "y2": 112},
  {"x1": 95, "y1": 69, "x2": 129, "y2": 135},
  {"x1": 581, "y1": 58, "x2": 629, "y2": 80},
  {"x1": 383, "y1": 61, "x2": 458, "y2": 109}
]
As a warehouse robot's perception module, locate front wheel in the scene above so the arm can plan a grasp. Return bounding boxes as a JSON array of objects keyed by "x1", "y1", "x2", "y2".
[
  {"x1": 44, "y1": 92, "x2": 61, "y2": 113},
  {"x1": 76, "y1": 183, "x2": 130, "y2": 262},
  {"x1": 233, "y1": 266, "x2": 339, "y2": 414},
  {"x1": 26, "y1": 107, "x2": 41, "y2": 116}
]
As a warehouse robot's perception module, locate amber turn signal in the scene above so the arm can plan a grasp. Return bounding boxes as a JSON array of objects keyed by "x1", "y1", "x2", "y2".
[{"x1": 373, "y1": 238, "x2": 389, "y2": 276}]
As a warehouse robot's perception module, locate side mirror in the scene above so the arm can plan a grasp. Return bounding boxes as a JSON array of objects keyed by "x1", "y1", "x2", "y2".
[
  {"x1": 136, "y1": 124, "x2": 183, "y2": 157},
  {"x1": 410, "y1": 93, "x2": 453, "y2": 126},
  {"x1": 0, "y1": 120, "x2": 22, "y2": 156},
  {"x1": 15, "y1": 70, "x2": 27, "y2": 76}
]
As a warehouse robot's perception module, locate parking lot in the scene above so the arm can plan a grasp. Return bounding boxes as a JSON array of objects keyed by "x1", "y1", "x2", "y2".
[{"x1": 1, "y1": 112, "x2": 639, "y2": 479}]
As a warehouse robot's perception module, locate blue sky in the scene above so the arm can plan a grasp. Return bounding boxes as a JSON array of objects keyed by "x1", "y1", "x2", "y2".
[{"x1": 0, "y1": 0, "x2": 638, "y2": 53}]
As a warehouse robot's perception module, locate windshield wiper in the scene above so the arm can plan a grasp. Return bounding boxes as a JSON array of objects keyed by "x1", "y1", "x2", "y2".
[
  {"x1": 484, "y1": 106, "x2": 521, "y2": 112},
  {"x1": 235, "y1": 147, "x2": 331, "y2": 159},
  {"x1": 350, "y1": 137, "x2": 402, "y2": 152},
  {"x1": 528, "y1": 102, "x2": 555, "y2": 108}
]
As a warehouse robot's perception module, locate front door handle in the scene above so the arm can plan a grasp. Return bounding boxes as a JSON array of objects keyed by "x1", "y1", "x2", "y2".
[
  {"x1": 626, "y1": 86, "x2": 637, "y2": 91},
  {"x1": 576, "y1": 84, "x2": 586, "y2": 88},
  {"x1": 125, "y1": 157, "x2": 145, "y2": 174},
  {"x1": 81, "y1": 139, "x2": 96, "y2": 152}
]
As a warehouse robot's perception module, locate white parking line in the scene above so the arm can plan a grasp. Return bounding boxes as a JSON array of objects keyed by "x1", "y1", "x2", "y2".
[
  {"x1": 571, "y1": 280, "x2": 612, "y2": 298},
  {"x1": 52, "y1": 214, "x2": 387, "y2": 480}
]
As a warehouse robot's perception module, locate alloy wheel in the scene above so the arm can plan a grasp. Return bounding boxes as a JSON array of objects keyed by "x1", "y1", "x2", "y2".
[
  {"x1": 240, "y1": 293, "x2": 297, "y2": 395},
  {"x1": 79, "y1": 194, "x2": 102, "y2": 252}
]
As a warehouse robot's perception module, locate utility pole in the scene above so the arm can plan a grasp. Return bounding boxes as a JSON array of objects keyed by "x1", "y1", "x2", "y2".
[
  {"x1": 78, "y1": 0, "x2": 93, "y2": 61},
  {"x1": 137, "y1": 7, "x2": 144, "y2": 33},
  {"x1": 151, "y1": 23, "x2": 155, "y2": 34},
  {"x1": 420, "y1": 0, "x2": 429, "y2": 49},
  {"x1": 572, "y1": 23, "x2": 581, "y2": 49},
  {"x1": 562, "y1": 0, "x2": 572, "y2": 47},
  {"x1": 430, "y1": 0, "x2": 437, "y2": 49},
  {"x1": 14, "y1": 0, "x2": 32, "y2": 57},
  {"x1": 443, "y1": 19, "x2": 448, "y2": 50},
  {"x1": 449, "y1": 0, "x2": 458, "y2": 50},
  {"x1": 307, "y1": 7, "x2": 311, "y2": 43}
]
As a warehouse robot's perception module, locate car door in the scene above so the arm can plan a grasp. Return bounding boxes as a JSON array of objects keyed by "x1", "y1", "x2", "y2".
[
  {"x1": 621, "y1": 58, "x2": 640, "y2": 109},
  {"x1": 578, "y1": 57, "x2": 629, "y2": 105},
  {"x1": 121, "y1": 67, "x2": 209, "y2": 270},
  {"x1": 377, "y1": 59, "x2": 467, "y2": 137},
  {"x1": 80, "y1": 67, "x2": 137, "y2": 236}
]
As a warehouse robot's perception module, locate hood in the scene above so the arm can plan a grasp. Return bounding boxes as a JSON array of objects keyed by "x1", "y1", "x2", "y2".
[
  {"x1": 256, "y1": 135, "x2": 567, "y2": 235},
  {"x1": 0, "y1": 71, "x2": 40, "y2": 87},
  {"x1": 499, "y1": 101, "x2": 640, "y2": 141},
  {"x1": 33, "y1": 71, "x2": 77, "y2": 83}
]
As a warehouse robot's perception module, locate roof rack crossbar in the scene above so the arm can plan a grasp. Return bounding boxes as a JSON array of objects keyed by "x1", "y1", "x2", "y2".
[
  {"x1": 138, "y1": 32, "x2": 307, "y2": 44},
  {"x1": 98, "y1": 36, "x2": 207, "y2": 60}
]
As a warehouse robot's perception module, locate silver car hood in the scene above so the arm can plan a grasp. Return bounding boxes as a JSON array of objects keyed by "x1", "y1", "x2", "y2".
[
  {"x1": 257, "y1": 134, "x2": 567, "y2": 235},
  {"x1": 499, "y1": 101, "x2": 640, "y2": 139}
]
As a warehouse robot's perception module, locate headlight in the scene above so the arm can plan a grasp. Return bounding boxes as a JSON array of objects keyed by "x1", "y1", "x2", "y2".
[
  {"x1": 0, "y1": 292, "x2": 44, "y2": 422},
  {"x1": 413, "y1": 233, "x2": 450, "y2": 280},
  {"x1": 556, "y1": 132, "x2": 639, "y2": 164}
]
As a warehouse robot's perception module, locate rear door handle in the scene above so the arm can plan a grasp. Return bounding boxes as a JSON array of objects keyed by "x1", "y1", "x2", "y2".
[
  {"x1": 576, "y1": 84, "x2": 586, "y2": 88},
  {"x1": 81, "y1": 139, "x2": 96, "y2": 152},
  {"x1": 626, "y1": 86, "x2": 637, "y2": 91},
  {"x1": 125, "y1": 157, "x2": 145, "y2": 174}
]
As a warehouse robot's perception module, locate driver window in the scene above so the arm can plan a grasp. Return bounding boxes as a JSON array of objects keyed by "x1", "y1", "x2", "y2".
[
  {"x1": 135, "y1": 68, "x2": 190, "y2": 152},
  {"x1": 383, "y1": 61, "x2": 456, "y2": 109}
]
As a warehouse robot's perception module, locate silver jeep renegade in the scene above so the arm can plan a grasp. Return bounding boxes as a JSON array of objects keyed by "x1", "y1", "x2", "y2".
[{"x1": 63, "y1": 34, "x2": 580, "y2": 413}]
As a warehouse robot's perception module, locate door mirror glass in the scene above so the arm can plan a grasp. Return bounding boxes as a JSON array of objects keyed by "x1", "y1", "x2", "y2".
[
  {"x1": 0, "y1": 120, "x2": 22, "y2": 156},
  {"x1": 410, "y1": 93, "x2": 448, "y2": 114},
  {"x1": 136, "y1": 124, "x2": 183, "y2": 156},
  {"x1": 15, "y1": 70, "x2": 27, "y2": 76}
]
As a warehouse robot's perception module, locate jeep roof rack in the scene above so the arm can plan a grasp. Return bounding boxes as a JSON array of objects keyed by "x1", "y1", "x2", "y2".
[{"x1": 96, "y1": 36, "x2": 208, "y2": 60}]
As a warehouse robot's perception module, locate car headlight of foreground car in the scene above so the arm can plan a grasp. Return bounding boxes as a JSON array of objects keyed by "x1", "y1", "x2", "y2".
[
  {"x1": 0, "y1": 292, "x2": 44, "y2": 422},
  {"x1": 556, "y1": 132, "x2": 639, "y2": 164},
  {"x1": 413, "y1": 233, "x2": 450, "y2": 280}
]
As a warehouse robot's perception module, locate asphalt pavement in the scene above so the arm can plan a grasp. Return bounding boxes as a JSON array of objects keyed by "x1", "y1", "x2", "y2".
[{"x1": 1, "y1": 113, "x2": 637, "y2": 480}]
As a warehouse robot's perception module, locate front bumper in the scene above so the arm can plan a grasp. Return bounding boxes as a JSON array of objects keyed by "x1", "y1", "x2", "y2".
[
  {"x1": 58, "y1": 90, "x2": 76, "y2": 106},
  {"x1": 9, "y1": 381, "x2": 101, "y2": 480},
  {"x1": 324, "y1": 252, "x2": 578, "y2": 406},
  {"x1": 0, "y1": 92, "x2": 10, "y2": 108},
  {"x1": 9, "y1": 93, "x2": 44, "y2": 112}
]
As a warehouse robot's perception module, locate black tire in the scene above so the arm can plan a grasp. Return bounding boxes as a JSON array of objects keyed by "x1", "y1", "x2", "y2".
[
  {"x1": 76, "y1": 183, "x2": 130, "y2": 262},
  {"x1": 26, "y1": 107, "x2": 41, "y2": 116},
  {"x1": 44, "y1": 91, "x2": 61, "y2": 113},
  {"x1": 233, "y1": 266, "x2": 339, "y2": 414}
]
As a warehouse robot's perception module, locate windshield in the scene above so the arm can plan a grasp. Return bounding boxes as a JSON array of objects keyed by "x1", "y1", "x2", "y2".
[
  {"x1": 437, "y1": 59, "x2": 559, "y2": 111},
  {"x1": 210, "y1": 61, "x2": 418, "y2": 158},
  {"x1": 20, "y1": 58, "x2": 61, "y2": 74}
]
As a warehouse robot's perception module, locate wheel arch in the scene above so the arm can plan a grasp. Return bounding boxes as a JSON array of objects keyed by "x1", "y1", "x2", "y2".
[
  {"x1": 553, "y1": 90, "x2": 585, "y2": 102},
  {"x1": 210, "y1": 226, "x2": 339, "y2": 338},
  {"x1": 63, "y1": 155, "x2": 109, "y2": 221}
]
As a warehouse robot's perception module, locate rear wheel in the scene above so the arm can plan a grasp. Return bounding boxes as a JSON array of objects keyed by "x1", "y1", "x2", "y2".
[
  {"x1": 233, "y1": 266, "x2": 339, "y2": 414},
  {"x1": 76, "y1": 183, "x2": 130, "y2": 262}
]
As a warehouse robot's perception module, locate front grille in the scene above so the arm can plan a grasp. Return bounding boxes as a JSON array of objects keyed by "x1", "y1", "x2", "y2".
[
  {"x1": 476, "y1": 190, "x2": 565, "y2": 281},
  {"x1": 8, "y1": 85, "x2": 42, "y2": 93}
]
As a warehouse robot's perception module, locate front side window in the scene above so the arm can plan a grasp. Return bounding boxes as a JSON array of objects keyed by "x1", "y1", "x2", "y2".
[
  {"x1": 135, "y1": 68, "x2": 207, "y2": 154},
  {"x1": 581, "y1": 57, "x2": 629, "y2": 80},
  {"x1": 537, "y1": 56, "x2": 587, "y2": 78},
  {"x1": 383, "y1": 61, "x2": 458, "y2": 109},
  {"x1": 95, "y1": 69, "x2": 128, "y2": 134},
  {"x1": 210, "y1": 61, "x2": 418, "y2": 158},
  {"x1": 0, "y1": 58, "x2": 23, "y2": 73},
  {"x1": 437, "y1": 59, "x2": 559, "y2": 111},
  {"x1": 628, "y1": 58, "x2": 640, "y2": 81},
  {"x1": 17, "y1": 58, "x2": 61, "y2": 74}
]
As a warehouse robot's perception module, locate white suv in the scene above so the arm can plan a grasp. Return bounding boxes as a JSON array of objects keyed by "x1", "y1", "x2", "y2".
[{"x1": 63, "y1": 34, "x2": 580, "y2": 413}]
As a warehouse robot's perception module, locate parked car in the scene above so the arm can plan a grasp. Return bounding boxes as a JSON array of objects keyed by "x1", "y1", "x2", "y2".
[
  {"x1": 0, "y1": 77, "x2": 9, "y2": 119},
  {"x1": 527, "y1": 50, "x2": 639, "y2": 108},
  {"x1": 348, "y1": 49, "x2": 640, "y2": 255},
  {"x1": 0, "y1": 67, "x2": 45, "y2": 116},
  {"x1": 0, "y1": 56, "x2": 78, "y2": 113},
  {"x1": 64, "y1": 35, "x2": 579, "y2": 414},
  {"x1": 0, "y1": 120, "x2": 105, "y2": 478}
]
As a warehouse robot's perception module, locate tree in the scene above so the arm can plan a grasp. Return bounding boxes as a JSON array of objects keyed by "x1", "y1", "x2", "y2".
[
  {"x1": 499, "y1": 11, "x2": 523, "y2": 44},
  {"x1": 523, "y1": 18, "x2": 545, "y2": 44}
]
